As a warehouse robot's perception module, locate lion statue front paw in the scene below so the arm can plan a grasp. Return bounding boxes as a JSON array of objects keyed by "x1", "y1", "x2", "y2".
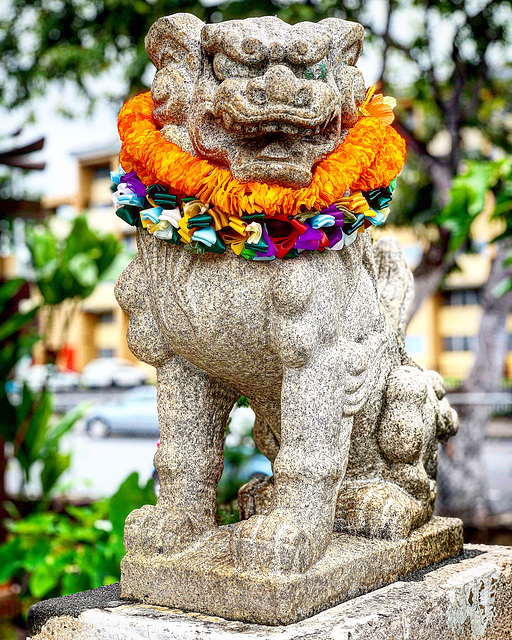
[
  {"x1": 230, "y1": 511, "x2": 331, "y2": 574},
  {"x1": 125, "y1": 505, "x2": 215, "y2": 556}
]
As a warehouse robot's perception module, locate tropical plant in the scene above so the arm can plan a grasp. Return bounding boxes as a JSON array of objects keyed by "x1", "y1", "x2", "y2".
[
  {"x1": 9, "y1": 385, "x2": 86, "y2": 505},
  {"x1": 0, "y1": 278, "x2": 39, "y2": 540},
  {"x1": 0, "y1": 216, "x2": 121, "y2": 539},
  {"x1": 0, "y1": 279, "x2": 39, "y2": 395},
  {"x1": 26, "y1": 215, "x2": 121, "y2": 363},
  {"x1": 27, "y1": 216, "x2": 120, "y2": 306},
  {"x1": 435, "y1": 158, "x2": 512, "y2": 519},
  {"x1": 0, "y1": 472, "x2": 156, "y2": 602}
]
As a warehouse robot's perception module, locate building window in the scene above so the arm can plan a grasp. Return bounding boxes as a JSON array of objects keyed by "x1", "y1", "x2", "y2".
[
  {"x1": 98, "y1": 311, "x2": 114, "y2": 323},
  {"x1": 93, "y1": 165, "x2": 111, "y2": 180},
  {"x1": 405, "y1": 335, "x2": 424, "y2": 355},
  {"x1": 97, "y1": 348, "x2": 115, "y2": 358},
  {"x1": 443, "y1": 336, "x2": 477, "y2": 352},
  {"x1": 442, "y1": 289, "x2": 481, "y2": 306}
]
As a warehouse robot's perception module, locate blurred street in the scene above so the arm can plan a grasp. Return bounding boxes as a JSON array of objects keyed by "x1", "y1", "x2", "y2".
[
  {"x1": 6, "y1": 388, "x2": 512, "y2": 511},
  {"x1": 52, "y1": 430, "x2": 512, "y2": 511},
  {"x1": 60, "y1": 430, "x2": 158, "y2": 498},
  {"x1": 52, "y1": 387, "x2": 139, "y2": 414},
  {"x1": 485, "y1": 438, "x2": 512, "y2": 514}
]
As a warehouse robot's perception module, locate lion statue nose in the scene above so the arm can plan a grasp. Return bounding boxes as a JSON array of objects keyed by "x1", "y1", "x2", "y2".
[{"x1": 247, "y1": 65, "x2": 312, "y2": 108}]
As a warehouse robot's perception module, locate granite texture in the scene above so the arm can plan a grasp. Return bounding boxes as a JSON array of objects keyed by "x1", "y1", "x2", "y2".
[
  {"x1": 112, "y1": 12, "x2": 460, "y2": 624},
  {"x1": 146, "y1": 14, "x2": 366, "y2": 186},
  {"x1": 121, "y1": 516, "x2": 463, "y2": 625},
  {"x1": 29, "y1": 544, "x2": 512, "y2": 639},
  {"x1": 115, "y1": 232, "x2": 458, "y2": 582}
]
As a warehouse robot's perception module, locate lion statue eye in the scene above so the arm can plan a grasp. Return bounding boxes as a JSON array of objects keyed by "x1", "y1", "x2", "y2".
[
  {"x1": 303, "y1": 61, "x2": 328, "y2": 81},
  {"x1": 213, "y1": 53, "x2": 252, "y2": 80}
]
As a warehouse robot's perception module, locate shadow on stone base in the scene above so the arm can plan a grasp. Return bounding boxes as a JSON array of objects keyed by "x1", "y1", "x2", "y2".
[{"x1": 121, "y1": 516, "x2": 463, "y2": 626}]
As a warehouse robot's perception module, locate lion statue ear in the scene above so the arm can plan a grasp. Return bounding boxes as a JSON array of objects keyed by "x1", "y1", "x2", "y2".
[
  {"x1": 145, "y1": 13, "x2": 205, "y2": 129},
  {"x1": 320, "y1": 18, "x2": 366, "y2": 127}
]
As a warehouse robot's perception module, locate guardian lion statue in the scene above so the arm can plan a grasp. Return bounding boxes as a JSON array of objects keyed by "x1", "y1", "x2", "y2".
[{"x1": 113, "y1": 12, "x2": 458, "y2": 600}]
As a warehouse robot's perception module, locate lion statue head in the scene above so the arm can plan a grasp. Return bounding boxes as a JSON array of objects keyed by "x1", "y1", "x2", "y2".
[{"x1": 146, "y1": 14, "x2": 366, "y2": 187}]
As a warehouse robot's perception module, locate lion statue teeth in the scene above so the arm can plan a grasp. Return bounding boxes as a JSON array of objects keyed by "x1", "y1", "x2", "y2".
[{"x1": 114, "y1": 12, "x2": 458, "y2": 589}]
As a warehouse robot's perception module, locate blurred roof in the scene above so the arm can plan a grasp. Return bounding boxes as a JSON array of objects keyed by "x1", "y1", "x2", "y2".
[{"x1": 72, "y1": 140, "x2": 120, "y2": 163}]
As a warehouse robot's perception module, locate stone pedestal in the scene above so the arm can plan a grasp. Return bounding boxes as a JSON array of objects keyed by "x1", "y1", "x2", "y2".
[
  {"x1": 121, "y1": 516, "x2": 463, "y2": 625},
  {"x1": 28, "y1": 544, "x2": 512, "y2": 639}
]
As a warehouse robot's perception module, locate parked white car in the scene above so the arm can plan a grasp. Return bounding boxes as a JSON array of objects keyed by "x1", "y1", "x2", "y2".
[
  {"x1": 16, "y1": 363, "x2": 80, "y2": 393},
  {"x1": 47, "y1": 367, "x2": 81, "y2": 392},
  {"x1": 80, "y1": 358, "x2": 147, "y2": 388}
]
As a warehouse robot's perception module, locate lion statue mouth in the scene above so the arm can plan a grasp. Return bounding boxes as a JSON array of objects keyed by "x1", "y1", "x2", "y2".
[
  {"x1": 147, "y1": 15, "x2": 366, "y2": 188},
  {"x1": 191, "y1": 105, "x2": 342, "y2": 187}
]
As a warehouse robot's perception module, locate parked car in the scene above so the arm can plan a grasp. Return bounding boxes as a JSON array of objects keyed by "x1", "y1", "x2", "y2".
[
  {"x1": 85, "y1": 386, "x2": 158, "y2": 438},
  {"x1": 80, "y1": 358, "x2": 147, "y2": 388},
  {"x1": 16, "y1": 363, "x2": 80, "y2": 393},
  {"x1": 47, "y1": 367, "x2": 81, "y2": 392}
]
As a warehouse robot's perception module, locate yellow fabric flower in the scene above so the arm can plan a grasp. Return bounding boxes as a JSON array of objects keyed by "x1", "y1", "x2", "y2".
[{"x1": 335, "y1": 191, "x2": 373, "y2": 216}]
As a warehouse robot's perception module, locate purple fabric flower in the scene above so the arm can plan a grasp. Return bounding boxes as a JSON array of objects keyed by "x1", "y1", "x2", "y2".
[
  {"x1": 326, "y1": 226, "x2": 344, "y2": 248},
  {"x1": 320, "y1": 204, "x2": 344, "y2": 226},
  {"x1": 294, "y1": 226, "x2": 323, "y2": 251},
  {"x1": 320, "y1": 204, "x2": 340, "y2": 215},
  {"x1": 332, "y1": 212, "x2": 344, "y2": 226},
  {"x1": 121, "y1": 172, "x2": 147, "y2": 198},
  {"x1": 255, "y1": 226, "x2": 278, "y2": 258}
]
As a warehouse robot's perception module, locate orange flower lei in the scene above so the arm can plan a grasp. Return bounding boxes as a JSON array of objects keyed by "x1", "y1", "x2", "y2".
[{"x1": 118, "y1": 92, "x2": 406, "y2": 218}]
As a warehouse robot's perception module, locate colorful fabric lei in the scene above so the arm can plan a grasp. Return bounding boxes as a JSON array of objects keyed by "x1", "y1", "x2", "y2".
[{"x1": 113, "y1": 89, "x2": 405, "y2": 259}]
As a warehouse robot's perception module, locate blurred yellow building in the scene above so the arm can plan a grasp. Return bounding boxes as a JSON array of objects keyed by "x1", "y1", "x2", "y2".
[
  {"x1": 27, "y1": 146, "x2": 511, "y2": 386},
  {"x1": 34, "y1": 144, "x2": 153, "y2": 379},
  {"x1": 391, "y1": 211, "x2": 506, "y2": 384}
]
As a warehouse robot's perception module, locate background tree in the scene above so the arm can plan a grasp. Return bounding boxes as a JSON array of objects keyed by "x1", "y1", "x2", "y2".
[
  {"x1": 2, "y1": 0, "x2": 511, "y2": 522},
  {"x1": 3, "y1": 0, "x2": 510, "y2": 296}
]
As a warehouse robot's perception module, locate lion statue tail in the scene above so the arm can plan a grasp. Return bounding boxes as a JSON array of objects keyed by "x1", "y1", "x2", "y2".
[{"x1": 373, "y1": 236, "x2": 414, "y2": 340}]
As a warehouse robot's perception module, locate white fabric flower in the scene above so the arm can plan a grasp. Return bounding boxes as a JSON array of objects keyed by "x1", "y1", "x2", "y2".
[
  {"x1": 245, "y1": 222, "x2": 262, "y2": 244},
  {"x1": 159, "y1": 207, "x2": 182, "y2": 229}
]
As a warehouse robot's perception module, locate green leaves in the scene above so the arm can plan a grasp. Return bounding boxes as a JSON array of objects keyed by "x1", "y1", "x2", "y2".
[
  {"x1": 0, "y1": 537, "x2": 23, "y2": 584},
  {"x1": 0, "y1": 279, "x2": 25, "y2": 307},
  {"x1": 5, "y1": 383, "x2": 87, "y2": 500},
  {"x1": 0, "y1": 306, "x2": 38, "y2": 344},
  {"x1": 67, "y1": 254, "x2": 99, "y2": 288},
  {"x1": 0, "y1": 215, "x2": 120, "y2": 546},
  {"x1": 436, "y1": 163, "x2": 490, "y2": 251},
  {"x1": 40, "y1": 452, "x2": 72, "y2": 497},
  {"x1": 0, "y1": 472, "x2": 157, "y2": 601},
  {"x1": 436, "y1": 160, "x2": 512, "y2": 252},
  {"x1": 109, "y1": 472, "x2": 156, "y2": 535},
  {"x1": 26, "y1": 215, "x2": 121, "y2": 305},
  {"x1": 15, "y1": 387, "x2": 54, "y2": 479},
  {"x1": 29, "y1": 560, "x2": 62, "y2": 599},
  {"x1": 0, "y1": 0, "x2": 204, "y2": 110},
  {"x1": 0, "y1": 279, "x2": 39, "y2": 386}
]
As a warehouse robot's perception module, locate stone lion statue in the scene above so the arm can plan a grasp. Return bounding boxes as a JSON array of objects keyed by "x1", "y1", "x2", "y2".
[{"x1": 113, "y1": 12, "x2": 458, "y2": 584}]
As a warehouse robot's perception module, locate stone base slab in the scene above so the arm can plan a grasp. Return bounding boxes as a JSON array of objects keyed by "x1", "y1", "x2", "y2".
[
  {"x1": 120, "y1": 516, "x2": 463, "y2": 625},
  {"x1": 29, "y1": 543, "x2": 512, "y2": 639}
]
